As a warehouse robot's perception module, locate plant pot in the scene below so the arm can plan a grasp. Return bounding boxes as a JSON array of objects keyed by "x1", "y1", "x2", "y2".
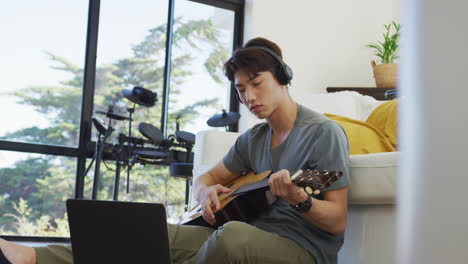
[{"x1": 371, "y1": 61, "x2": 398, "y2": 88}]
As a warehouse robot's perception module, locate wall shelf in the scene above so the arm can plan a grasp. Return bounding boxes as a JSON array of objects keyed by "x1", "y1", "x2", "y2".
[{"x1": 326, "y1": 87, "x2": 396, "y2": 100}]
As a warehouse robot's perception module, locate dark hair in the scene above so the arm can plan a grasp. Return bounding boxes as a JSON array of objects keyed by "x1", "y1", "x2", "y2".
[{"x1": 223, "y1": 37, "x2": 284, "y2": 82}]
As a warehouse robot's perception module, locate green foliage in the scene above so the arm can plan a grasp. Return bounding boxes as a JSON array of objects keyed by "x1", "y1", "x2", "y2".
[
  {"x1": 2, "y1": 198, "x2": 69, "y2": 236},
  {"x1": 366, "y1": 21, "x2": 401, "y2": 64},
  {"x1": 205, "y1": 46, "x2": 230, "y2": 83}
]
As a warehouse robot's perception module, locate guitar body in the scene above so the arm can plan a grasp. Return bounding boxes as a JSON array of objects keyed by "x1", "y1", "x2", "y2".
[
  {"x1": 182, "y1": 188, "x2": 269, "y2": 227},
  {"x1": 178, "y1": 169, "x2": 342, "y2": 227},
  {"x1": 179, "y1": 170, "x2": 271, "y2": 227}
]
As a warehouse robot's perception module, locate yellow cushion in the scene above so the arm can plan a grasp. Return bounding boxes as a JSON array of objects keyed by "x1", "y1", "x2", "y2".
[
  {"x1": 324, "y1": 113, "x2": 396, "y2": 155},
  {"x1": 366, "y1": 100, "x2": 398, "y2": 148}
]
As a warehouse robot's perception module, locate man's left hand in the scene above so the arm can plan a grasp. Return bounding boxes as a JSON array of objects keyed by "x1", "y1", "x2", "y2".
[{"x1": 269, "y1": 169, "x2": 308, "y2": 206}]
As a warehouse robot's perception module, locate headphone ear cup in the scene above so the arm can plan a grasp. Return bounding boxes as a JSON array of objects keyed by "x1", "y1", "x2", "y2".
[
  {"x1": 276, "y1": 66, "x2": 287, "y2": 85},
  {"x1": 277, "y1": 64, "x2": 293, "y2": 85}
]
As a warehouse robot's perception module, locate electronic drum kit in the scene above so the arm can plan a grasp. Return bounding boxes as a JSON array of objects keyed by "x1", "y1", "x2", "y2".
[
  {"x1": 88, "y1": 86, "x2": 196, "y2": 202},
  {"x1": 87, "y1": 86, "x2": 241, "y2": 210}
]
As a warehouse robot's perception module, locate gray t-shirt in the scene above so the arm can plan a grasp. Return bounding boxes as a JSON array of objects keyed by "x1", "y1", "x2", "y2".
[{"x1": 223, "y1": 104, "x2": 350, "y2": 264}]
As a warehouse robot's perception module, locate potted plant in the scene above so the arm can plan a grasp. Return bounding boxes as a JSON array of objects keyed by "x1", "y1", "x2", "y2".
[{"x1": 366, "y1": 21, "x2": 401, "y2": 88}]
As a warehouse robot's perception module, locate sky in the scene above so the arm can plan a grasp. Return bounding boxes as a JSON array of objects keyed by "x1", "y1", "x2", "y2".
[{"x1": 0, "y1": 0, "x2": 234, "y2": 167}]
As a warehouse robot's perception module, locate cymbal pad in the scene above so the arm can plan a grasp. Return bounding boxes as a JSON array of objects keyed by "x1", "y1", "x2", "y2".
[
  {"x1": 138, "y1": 123, "x2": 164, "y2": 145},
  {"x1": 175, "y1": 131, "x2": 195, "y2": 145},
  {"x1": 207, "y1": 110, "x2": 240, "y2": 127}
]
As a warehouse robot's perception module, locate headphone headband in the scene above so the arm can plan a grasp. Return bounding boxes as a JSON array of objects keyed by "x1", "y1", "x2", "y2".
[{"x1": 242, "y1": 46, "x2": 293, "y2": 85}]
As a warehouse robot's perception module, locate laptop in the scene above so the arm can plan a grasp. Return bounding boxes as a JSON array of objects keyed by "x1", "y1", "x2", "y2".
[{"x1": 66, "y1": 199, "x2": 171, "y2": 264}]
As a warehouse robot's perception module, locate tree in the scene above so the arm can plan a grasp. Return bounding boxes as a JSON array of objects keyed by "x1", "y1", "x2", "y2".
[{"x1": 0, "y1": 17, "x2": 229, "y2": 236}]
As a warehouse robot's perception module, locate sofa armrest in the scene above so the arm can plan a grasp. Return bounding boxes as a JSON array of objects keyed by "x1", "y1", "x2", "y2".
[
  {"x1": 348, "y1": 152, "x2": 398, "y2": 204},
  {"x1": 192, "y1": 130, "x2": 241, "y2": 176},
  {"x1": 190, "y1": 130, "x2": 241, "y2": 209}
]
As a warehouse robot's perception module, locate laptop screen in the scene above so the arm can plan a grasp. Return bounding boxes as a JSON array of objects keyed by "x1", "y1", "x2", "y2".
[{"x1": 67, "y1": 199, "x2": 171, "y2": 264}]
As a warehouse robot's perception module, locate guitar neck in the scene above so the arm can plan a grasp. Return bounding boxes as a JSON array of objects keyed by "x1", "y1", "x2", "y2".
[{"x1": 291, "y1": 169, "x2": 343, "y2": 192}]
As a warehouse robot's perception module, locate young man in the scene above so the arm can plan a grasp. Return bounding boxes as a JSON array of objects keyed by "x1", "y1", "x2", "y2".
[{"x1": 0, "y1": 37, "x2": 349, "y2": 264}]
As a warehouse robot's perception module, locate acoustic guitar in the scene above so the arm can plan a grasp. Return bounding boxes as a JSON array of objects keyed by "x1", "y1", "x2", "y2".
[{"x1": 178, "y1": 169, "x2": 343, "y2": 227}]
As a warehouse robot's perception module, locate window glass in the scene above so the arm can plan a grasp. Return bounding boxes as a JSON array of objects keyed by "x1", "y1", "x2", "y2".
[
  {"x1": 0, "y1": 151, "x2": 75, "y2": 237},
  {"x1": 90, "y1": 0, "x2": 185, "y2": 223},
  {"x1": 0, "y1": 1, "x2": 88, "y2": 147},
  {"x1": 168, "y1": 0, "x2": 235, "y2": 136},
  {"x1": 92, "y1": 0, "x2": 169, "y2": 143}
]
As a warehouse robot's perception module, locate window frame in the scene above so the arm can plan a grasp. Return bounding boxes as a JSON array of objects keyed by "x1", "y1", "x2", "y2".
[{"x1": 0, "y1": 0, "x2": 244, "y2": 242}]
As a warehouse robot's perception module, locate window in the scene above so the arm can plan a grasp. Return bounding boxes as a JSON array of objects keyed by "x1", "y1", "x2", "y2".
[
  {"x1": 92, "y1": 0, "x2": 168, "y2": 144},
  {"x1": 0, "y1": 0, "x2": 88, "y2": 147},
  {"x1": 0, "y1": 0, "x2": 243, "y2": 239},
  {"x1": 0, "y1": 151, "x2": 75, "y2": 237},
  {"x1": 168, "y1": 0, "x2": 236, "y2": 135}
]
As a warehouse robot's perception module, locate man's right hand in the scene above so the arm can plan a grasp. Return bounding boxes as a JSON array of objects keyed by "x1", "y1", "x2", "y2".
[{"x1": 198, "y1": 184, "x2": 231, "y2": 225}]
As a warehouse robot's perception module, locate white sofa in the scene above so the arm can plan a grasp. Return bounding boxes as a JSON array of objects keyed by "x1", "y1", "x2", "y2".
[{"x1": 191, "y1": 91, "x2": 398, "y2": 264}]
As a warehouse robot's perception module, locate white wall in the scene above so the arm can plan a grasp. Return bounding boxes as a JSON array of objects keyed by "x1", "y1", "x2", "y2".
[{"x1": 239, "y1": 0, "x2": 401, "y2": 131}]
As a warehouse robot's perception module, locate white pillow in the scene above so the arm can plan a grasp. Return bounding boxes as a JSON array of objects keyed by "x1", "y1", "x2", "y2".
[
  {"x1": 350, "y1": 92, "x2": 386, "y2": 121},
  {"x1": 299, "y1": 91, "x2": 386, "y2": 121},
  {"x1": 299, "y1": 91, "x2": 359, "y2": 119}
]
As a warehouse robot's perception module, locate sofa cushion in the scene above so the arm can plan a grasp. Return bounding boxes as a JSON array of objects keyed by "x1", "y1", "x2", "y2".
[
  {"x1": 366, "y1": 100, "x2": 398, "y2": 148},
  {"x1": 324, "y1": 113, "x2": 395, "y2": 155}
]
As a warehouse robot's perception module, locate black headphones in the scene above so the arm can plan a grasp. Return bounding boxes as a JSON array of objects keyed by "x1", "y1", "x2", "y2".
[
  {"x1": 248, "y1": 46, "x2": 293, "y2": 85},
  {"x1": 233, "y1": 46, "x2": 293, "y2": 103}
]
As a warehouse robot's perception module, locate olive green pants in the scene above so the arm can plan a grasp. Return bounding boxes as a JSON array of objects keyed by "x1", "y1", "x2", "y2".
[{"x1": 35, "y1": 221, "x2": 316, "y2": 264}]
